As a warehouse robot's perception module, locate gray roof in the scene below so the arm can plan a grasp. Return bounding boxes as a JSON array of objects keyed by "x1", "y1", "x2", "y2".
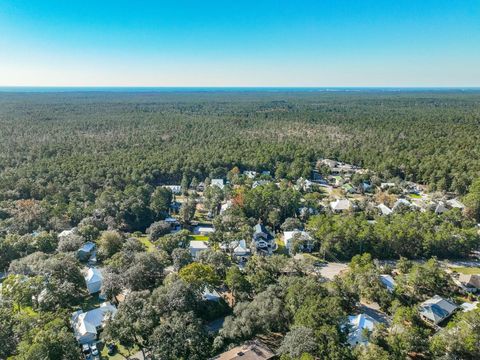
[{"x1": 419, "y1": 295, "x2": 457, "y2": 325}]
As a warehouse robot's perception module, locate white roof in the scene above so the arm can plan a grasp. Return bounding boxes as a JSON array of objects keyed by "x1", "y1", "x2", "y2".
[
  {"x1": 85, "y1": 268, "x2": 103, "y2": 284},
  {"x1": 59, "y1": 228, "x2": 76, "y2": 238},
  {"x1": 460, "y1": 302, "x2": 478, "y2": 312},
  {"x1": 195, "y1": 226, "x2": 215, "y2": 233},
  {"x1": 283, "y1": 230, "x2": 311, "y2": 248},
  {"x1": 347, "y1": 313, "x2": 378, "y2": 346},
  {"x1": 189, "y1": 240, "x2": 209, "y2": 250},
  {"x1": 244, "y1": 171, "x2": 257, "y2": 179},
  {"x1": 330, "y1": 199, "x2": 351, "y2": 211},
  {"x1": 377, "y1": 204, "x2": 393, "y2": 215},
  {"x1": 393, "y1": 198, "x2": 412, "y2": 210},
  {"x1": 72, "y1": 302, "x2": 116, "y2": 340},
  {"x1": 233, "y1": 240, "x2": 250, "y2": 255},
  {"x1": 380, "y1": 274, "x2": 395, "y2": 292},
  {"x1": 211, "y1": 179, "x2": 225, "y2": 189},
  {"x1": 446, "y1": 198, "x2": 465, "y2": 209},
  {"x1": 220, "y1": 200, "x2": 233, "y2": 214},
  {"x1": 435, "y1": 201, "x2": 448, "y2": 214}
]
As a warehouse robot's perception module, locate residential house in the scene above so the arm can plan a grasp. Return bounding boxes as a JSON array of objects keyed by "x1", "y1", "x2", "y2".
[
  {"x1": 197, "y1": 182, "x2": 206, "y2": 192},
  {"x1": 164, "y1": 217, "x2": 180, "y2": 231},
  {"x1": 460, "y1": 302, "x2": 479, "y2": 312},
  {"x1": 71, "y1": 302, "x2": 117, "y2": 344},
  {"x1": 446, "y1": 198, "x2": 465, "y2": 210},
  {"x1": 419, "y1": 295, "x2": 458, "y2": 326},
  {"x1": 392, "y1": 198, "x2": 413, "y2": 212},
  {"x1": 194, "y1": 225, "x2": 215, "y2": 236},
  {"x1": 380, "y1": 182, "x2": 396, "y2": 190},
  {"x1": 252, "y1": 180, "x2": 270, "y2": 189},
  {"x1": 202, "y1": 287, "x2": 222, "y2": 302},
  {"x1": 210, "y1": 341, "x2": 275, "y2": 360},
  {"x1": 233, "y1": 240, "x2": 250, "y2": 262},
  {"x1": 330, "y1": 199, "x2": 352, "y2": 212},
  {"x1": 58, "y1": 228, "x2": 77, "y2": 240},
  {"x1": 211, "y1": 179, "x2": 225, "y2": 190},
  {"x1": 434, "y1": 201, "x2": 448, "y2": 215},
  {"x1": 85, "y1": 267, "x2": 103, "y2": 295},
  {"x1": 189, "y1": 240, "x2": 209, "y2": 259},
  {"x1": 77, "y1": 242, "x2": 96, "y2": 262},
  {"x1": 220, "y1": 200, "x2": 233, "y2": 214},
  {"x1": 283, "y1": 230, "x2": 313, "y2": 253},
  {"x1": 458, "y1": 274, "x2": 480, "y2": 293},
  {"x1": 163, "y1": 185, "x2": 182, "y2": 194},
  {"x1": 379, "y1": 274, "x2": 396, "y2": 293},
  {"x1": 244, "y1": 171, "x2": 258, "y2": 179},
  {"x1": 252, "y1": 224, "x2": 275, "y2": 255},
  {"x1": 377, "y1": 204, "x2": 393, "y2": 216},
  {"x1": 347, "y1": 313, "x2": 378, "y2": 346},
  {"x1": 330, "y1": 175, "x2": 343, "y2": 187},
  {"x1": 342, "y1": 183, "x2": 355, "y2": 194},
  {"x1": 220, "y1": 240, "x2": 251, "y2": 262}
]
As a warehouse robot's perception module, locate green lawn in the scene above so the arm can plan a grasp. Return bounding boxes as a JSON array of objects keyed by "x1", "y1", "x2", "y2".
[
  {"x1": 99, "y1": 341, "x2": 139, "y2": 360},
  {"x1": 408, "y1": 193, "x2": 422, "y2": 199},
  {"x1": 136, "y1": 235, "x2": 156, "y2": 252},
  {"x1": 450, "y1": 266, "x2": 480, "y2": 275},
  {"x1": 189, "y1": 234, "x2": 209, "y2": 241},
  {"x1": 275, "y1": 238, "x2": 288, "y2": 255}
]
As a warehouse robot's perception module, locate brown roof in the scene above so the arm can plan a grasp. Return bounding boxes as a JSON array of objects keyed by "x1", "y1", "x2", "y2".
[
  {"x1": 211, "y1": 342, "x2": 275, "y2": 360},
  {"x1": 459, "y1": 274, "x2": 480, "y2": 288}
]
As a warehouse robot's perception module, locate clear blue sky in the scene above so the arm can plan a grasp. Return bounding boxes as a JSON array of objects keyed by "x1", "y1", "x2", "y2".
[{"x1": 1, "y1": 0, "x2": 479, "y2": 87}]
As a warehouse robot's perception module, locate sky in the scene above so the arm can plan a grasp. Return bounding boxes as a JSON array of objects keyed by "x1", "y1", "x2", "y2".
[{"x1": 0, "y1": 0, "x2": 479, "y2": 87}]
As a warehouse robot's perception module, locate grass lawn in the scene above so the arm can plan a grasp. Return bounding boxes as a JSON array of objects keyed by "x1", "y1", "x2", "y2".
[
  {"x1": 189, "y1": 234, "x2": 209, "y2": 241},
  {"x1": 450, "y1": 266, "x2": 480, "y2": 275},
  {"x1": 136, "y1": 235, "x2": 156, "y2": 252},
  {"x1": 99, "y1": 341, "x2": 139, "y2": 360},
  {"x1": 275, "y1": 238, "x2": 288, "y2": 255},
  {"x1": 409, "y1": 193, "x2": 422, "y2": 199}
]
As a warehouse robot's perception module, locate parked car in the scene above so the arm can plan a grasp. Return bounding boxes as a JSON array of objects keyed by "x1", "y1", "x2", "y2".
[
  {"x1": 82, "y1": 344, "x2": 91, "y2": 359},
  {"x1": 107, "y1": 343, "x2": 117, "y2": 356}
]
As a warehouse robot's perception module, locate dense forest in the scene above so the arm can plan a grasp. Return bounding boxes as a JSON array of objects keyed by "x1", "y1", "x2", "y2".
[
  {"x1": 1, "y1": 90, "x2": 480, "y2": 231},
  {"x1": 1, "y1": 90, "x2": 480, "y2": 360}
]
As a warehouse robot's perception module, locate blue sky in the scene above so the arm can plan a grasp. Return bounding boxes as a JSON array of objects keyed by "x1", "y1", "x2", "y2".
[{"x1": 1, "y1": 0, "x2": 479, "y2": 86}]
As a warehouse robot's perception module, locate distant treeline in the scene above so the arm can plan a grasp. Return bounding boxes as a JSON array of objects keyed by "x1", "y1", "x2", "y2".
[{"x1": 0, "y1": 91, "x2": 479, "y2": 218}]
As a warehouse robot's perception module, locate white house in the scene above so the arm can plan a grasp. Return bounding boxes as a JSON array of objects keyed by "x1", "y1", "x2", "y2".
[
  {"x1": 283, "y1": 230, "x2": 313, "y2": 252},
  {"x1": 194, "y1": 225, "x2": 215, "y2": 235},
  {"x1": 244, "y1": 171, "x2": 258, "y2": 179},
  {"x1": 446, "y1": 198, "x2": 465, "y2": 209},
  {"x1": 347, "y1": 313, "x2": 378, "y2": 346},
  {"x1": 85, "y1": 268, "x2": 103, "y2": 294},
  {"x1": 211, "y1": 179, "x2": 225, "y2": 190},
  {"x1": 189, "y1": 240, "x2": 209, "y2": 259},
  {"x1": 392, "y1": 198, "x2": 412, "y2": 212},
  {"x1": 330, "y1": 199, "x2": 352, "y2": 212},
  {"x1": 377, "y1": 204, "x2": 393, "y2": 216},
  {"x1": 58, "y1": 228, "x2": 77, "y2": 240},
  {"x1": 71, "y1": 302, "x2": 117, "y2": 344},
  {"x1": 163, "y1": 185, "x2": 182, "y2": 194},
  {"x1": 233, "y1": 240, "x2": 250, "y2": 261},
  {"x1": 220, "y1": 200, "x2": 233, "y2": 214}
]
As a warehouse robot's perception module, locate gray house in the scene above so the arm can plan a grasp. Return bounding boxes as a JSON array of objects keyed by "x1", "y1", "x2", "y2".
[{"x1": 419, "y1": 295, "x2": 458, "y2": 326}]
